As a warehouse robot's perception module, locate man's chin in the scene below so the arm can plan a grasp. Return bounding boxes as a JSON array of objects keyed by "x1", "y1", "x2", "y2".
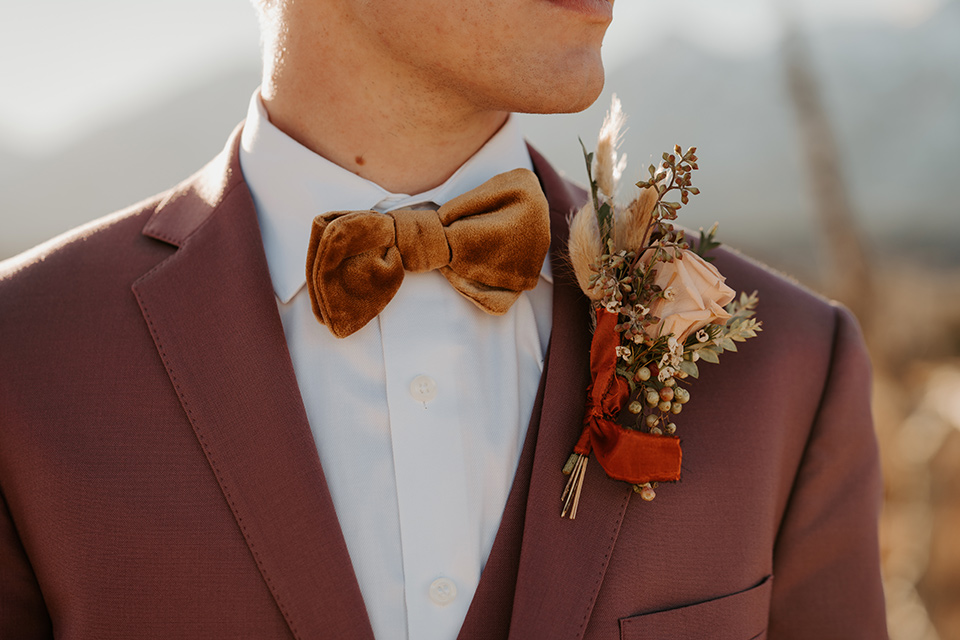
[{"x1": 514, "y1": 67, "x2": 606, "y2": 115}]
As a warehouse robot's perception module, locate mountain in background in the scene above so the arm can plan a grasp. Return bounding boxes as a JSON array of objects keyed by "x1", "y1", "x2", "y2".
[{"x1": 2, "y1": 7, "x2": 958, "y2": 277}]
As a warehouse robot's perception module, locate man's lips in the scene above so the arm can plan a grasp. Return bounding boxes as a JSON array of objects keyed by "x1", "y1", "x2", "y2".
[{"x1": 543, "y1": 0, "x2": 613, "y2": 20}]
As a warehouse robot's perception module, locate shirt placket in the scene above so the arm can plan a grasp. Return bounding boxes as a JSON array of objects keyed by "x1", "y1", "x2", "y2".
[{"x1": 379, "y1": 269, "x2": 480, "y2": 640}]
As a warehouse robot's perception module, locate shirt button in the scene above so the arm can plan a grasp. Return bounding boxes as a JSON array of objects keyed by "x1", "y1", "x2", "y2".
[
  {"x1": 428, "y1": 577, "x2": 457, "y2": 606},
  {"x1": 409, "y1": 375, "x2": 438, "y2": 403}
]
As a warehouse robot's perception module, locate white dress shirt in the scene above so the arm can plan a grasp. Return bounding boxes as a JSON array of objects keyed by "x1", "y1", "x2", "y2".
[{"x1": 238, "y1": 92, "x2": 552, "y2": 640}]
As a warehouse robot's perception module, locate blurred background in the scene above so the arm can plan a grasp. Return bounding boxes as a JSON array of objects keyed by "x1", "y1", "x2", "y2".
[{"x1": 1, "y1": 0, "x2": 958, "y2": 636}]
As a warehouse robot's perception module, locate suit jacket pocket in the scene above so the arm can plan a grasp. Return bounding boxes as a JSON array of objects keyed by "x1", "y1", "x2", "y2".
[{"x1": 619, "y1": 575, "x2": 772, "y2": 640}]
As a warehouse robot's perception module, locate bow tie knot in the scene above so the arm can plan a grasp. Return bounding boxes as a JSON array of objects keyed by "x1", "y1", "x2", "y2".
[
  {"x1": 305, "y1": 168, "x2": 550, "y2": 338},
  {"x1": 392, "y1": 207, "x2": 449, "y2": 273}
]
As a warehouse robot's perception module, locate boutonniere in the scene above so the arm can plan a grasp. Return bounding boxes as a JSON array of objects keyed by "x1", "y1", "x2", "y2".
[{"x1": 561, "y1": 97, "x2": 762, "y2": 518}]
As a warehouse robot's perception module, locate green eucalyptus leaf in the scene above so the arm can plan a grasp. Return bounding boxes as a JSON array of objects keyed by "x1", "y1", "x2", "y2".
[
  {"x1": 679, "y1": 359, "x2": 700, "y2": 379},
  {"x1": 698, "y1": 348, "x2": 720, "y2": 364}
]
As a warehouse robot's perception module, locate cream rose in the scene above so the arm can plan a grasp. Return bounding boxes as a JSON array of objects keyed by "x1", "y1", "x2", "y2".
[{"x1": 644, "y1": 249, "x2": 736, "y2": 342}]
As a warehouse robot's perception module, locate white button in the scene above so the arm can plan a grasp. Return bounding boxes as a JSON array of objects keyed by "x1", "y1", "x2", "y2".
[
  {"x1": 409, "y1": 375, "x2": 438, "y2": 403},
  {"x1": 428, "y1": 577, "x2": 457, "y2": 606}
]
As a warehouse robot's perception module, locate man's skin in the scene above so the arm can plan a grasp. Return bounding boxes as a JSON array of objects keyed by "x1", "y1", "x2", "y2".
[{"x1": 255, "y1": 0, "x2": 614, "y2": 194}]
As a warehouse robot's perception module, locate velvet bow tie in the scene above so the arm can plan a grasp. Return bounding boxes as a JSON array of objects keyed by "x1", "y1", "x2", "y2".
[{"x1": 305, "y1": 168, "x2": 551, "y2": 338}]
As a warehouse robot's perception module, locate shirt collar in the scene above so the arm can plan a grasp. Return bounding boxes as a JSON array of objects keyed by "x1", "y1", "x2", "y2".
[{"x1": 239, "y1": 91, "x2": 551, "y2": 304}]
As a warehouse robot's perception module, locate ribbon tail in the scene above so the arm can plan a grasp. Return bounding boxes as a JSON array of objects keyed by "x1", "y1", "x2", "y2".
[{"x1": 591, "y1": 418, "x2": 682, "y2": 484}]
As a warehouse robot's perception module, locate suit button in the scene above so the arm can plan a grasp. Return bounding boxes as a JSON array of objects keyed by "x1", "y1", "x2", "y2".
[
  {"x1": 428, "y1": 577, "x2": 457, "y2": 606},
  {"x1": 410, "y1": 375, "x2": 438, "y2": 403}
]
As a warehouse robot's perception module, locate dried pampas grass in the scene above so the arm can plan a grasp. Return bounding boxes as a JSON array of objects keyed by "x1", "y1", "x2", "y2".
[
  {"x1": 613, "y1": 186, "x2": 658, "y2": 253},
  {"x1": 594, "y1": 95, "x2": 627, "y2": 202},
  {"x1": 568, "y1": 203, "x2": 604, "y2": 300}
]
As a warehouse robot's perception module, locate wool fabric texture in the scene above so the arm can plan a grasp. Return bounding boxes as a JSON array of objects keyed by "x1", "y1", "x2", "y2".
[{"x1": 305, "y1": 168, "x2": 550, "y2": 338}]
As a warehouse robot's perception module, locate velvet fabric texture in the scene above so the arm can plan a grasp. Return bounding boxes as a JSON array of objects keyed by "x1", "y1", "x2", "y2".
[{"x1": 305, "y1": 168, "x2": 550, "y2": 338}]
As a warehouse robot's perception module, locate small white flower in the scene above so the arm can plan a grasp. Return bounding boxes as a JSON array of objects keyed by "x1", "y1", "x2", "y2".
[
  {"x1": 697, "y1": 329, "x2": 709, "y2": 343},
  {"x1": 663, "y1": 287, "x2": 676, "y2": 301},
  {"x1": 638, "y1": 305, "x2": 650, "y2": 316},
  {"x1": 615, "y1": 346, "x2": 632, "y2": 361},
  {"x1": 658, "y1": 366, "x2": 676, "y2": 382},
  {"x1": 656, "y1": 336, "x2": 684, "y2": 368},
  {"x1": 692, "y1": 351, "x2": 700, "y2": 362}
]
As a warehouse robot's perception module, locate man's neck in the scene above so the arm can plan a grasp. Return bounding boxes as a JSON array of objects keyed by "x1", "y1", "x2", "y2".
[{"x1": 258, "y1": 9, "x2": 510, "y2": 196}]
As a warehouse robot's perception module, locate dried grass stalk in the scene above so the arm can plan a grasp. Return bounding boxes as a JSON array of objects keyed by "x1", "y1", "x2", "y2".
[
  {"x1": 613, "y1": 186, "x2": 658, "y2": 253},
  {"x1": 568, "y1": 203, "x2": 605, "y2": 300},
  {"x1": 594, "y1": 95, "x2": 627, "y2": 201}
]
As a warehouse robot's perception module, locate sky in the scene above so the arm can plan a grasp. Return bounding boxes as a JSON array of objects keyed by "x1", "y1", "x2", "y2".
[{"x1": 0, "y1": 0, "x2": 947, "y2": 156}]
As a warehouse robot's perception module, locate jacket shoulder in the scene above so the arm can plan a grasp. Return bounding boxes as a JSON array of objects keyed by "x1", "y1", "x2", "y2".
[
  {"x1": 0, "y1": 193, "x2": 170, "y2": 302},
  {"x1": 0, "y1": 128, "x2": 244, "y2": 304},
  {"x1": 712, "y1": 244, "x2": 854, "y2": 344}
]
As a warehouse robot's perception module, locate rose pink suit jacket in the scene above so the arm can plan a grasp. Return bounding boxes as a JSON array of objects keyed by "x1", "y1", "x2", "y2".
[{"x1": 0, "y1": 129, "x2": 887, "y2": 639}]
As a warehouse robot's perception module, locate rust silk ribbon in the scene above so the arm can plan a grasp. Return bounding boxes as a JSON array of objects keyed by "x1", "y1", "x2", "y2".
[
  {"x1": 574, "y1": 309, "x2": 683, "y2": 484},
  {"x1": 305, "y1": 168, "x2": 551, "y2": 339}
]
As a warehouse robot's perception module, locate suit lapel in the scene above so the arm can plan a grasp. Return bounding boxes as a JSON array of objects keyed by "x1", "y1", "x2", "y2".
[
  {"x1": 132, "y1": 131, "x2": 374, "y2": 640},
  {"x1": 506, "y1": 148, "x2": 633, "y2": 640}
]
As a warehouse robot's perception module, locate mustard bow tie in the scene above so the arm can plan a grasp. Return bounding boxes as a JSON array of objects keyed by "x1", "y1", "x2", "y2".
[{"x1": 305, "y1": 168, "x2": 551, "y2": 338}]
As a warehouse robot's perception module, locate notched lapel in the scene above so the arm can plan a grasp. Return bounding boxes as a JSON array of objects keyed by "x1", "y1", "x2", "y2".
[
  {"x1": 132, "y1": 132, "x2": 374, "y2": 640},
  {"x1": 508, "y1": 149, "x2": 634, "y2": 640}
]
